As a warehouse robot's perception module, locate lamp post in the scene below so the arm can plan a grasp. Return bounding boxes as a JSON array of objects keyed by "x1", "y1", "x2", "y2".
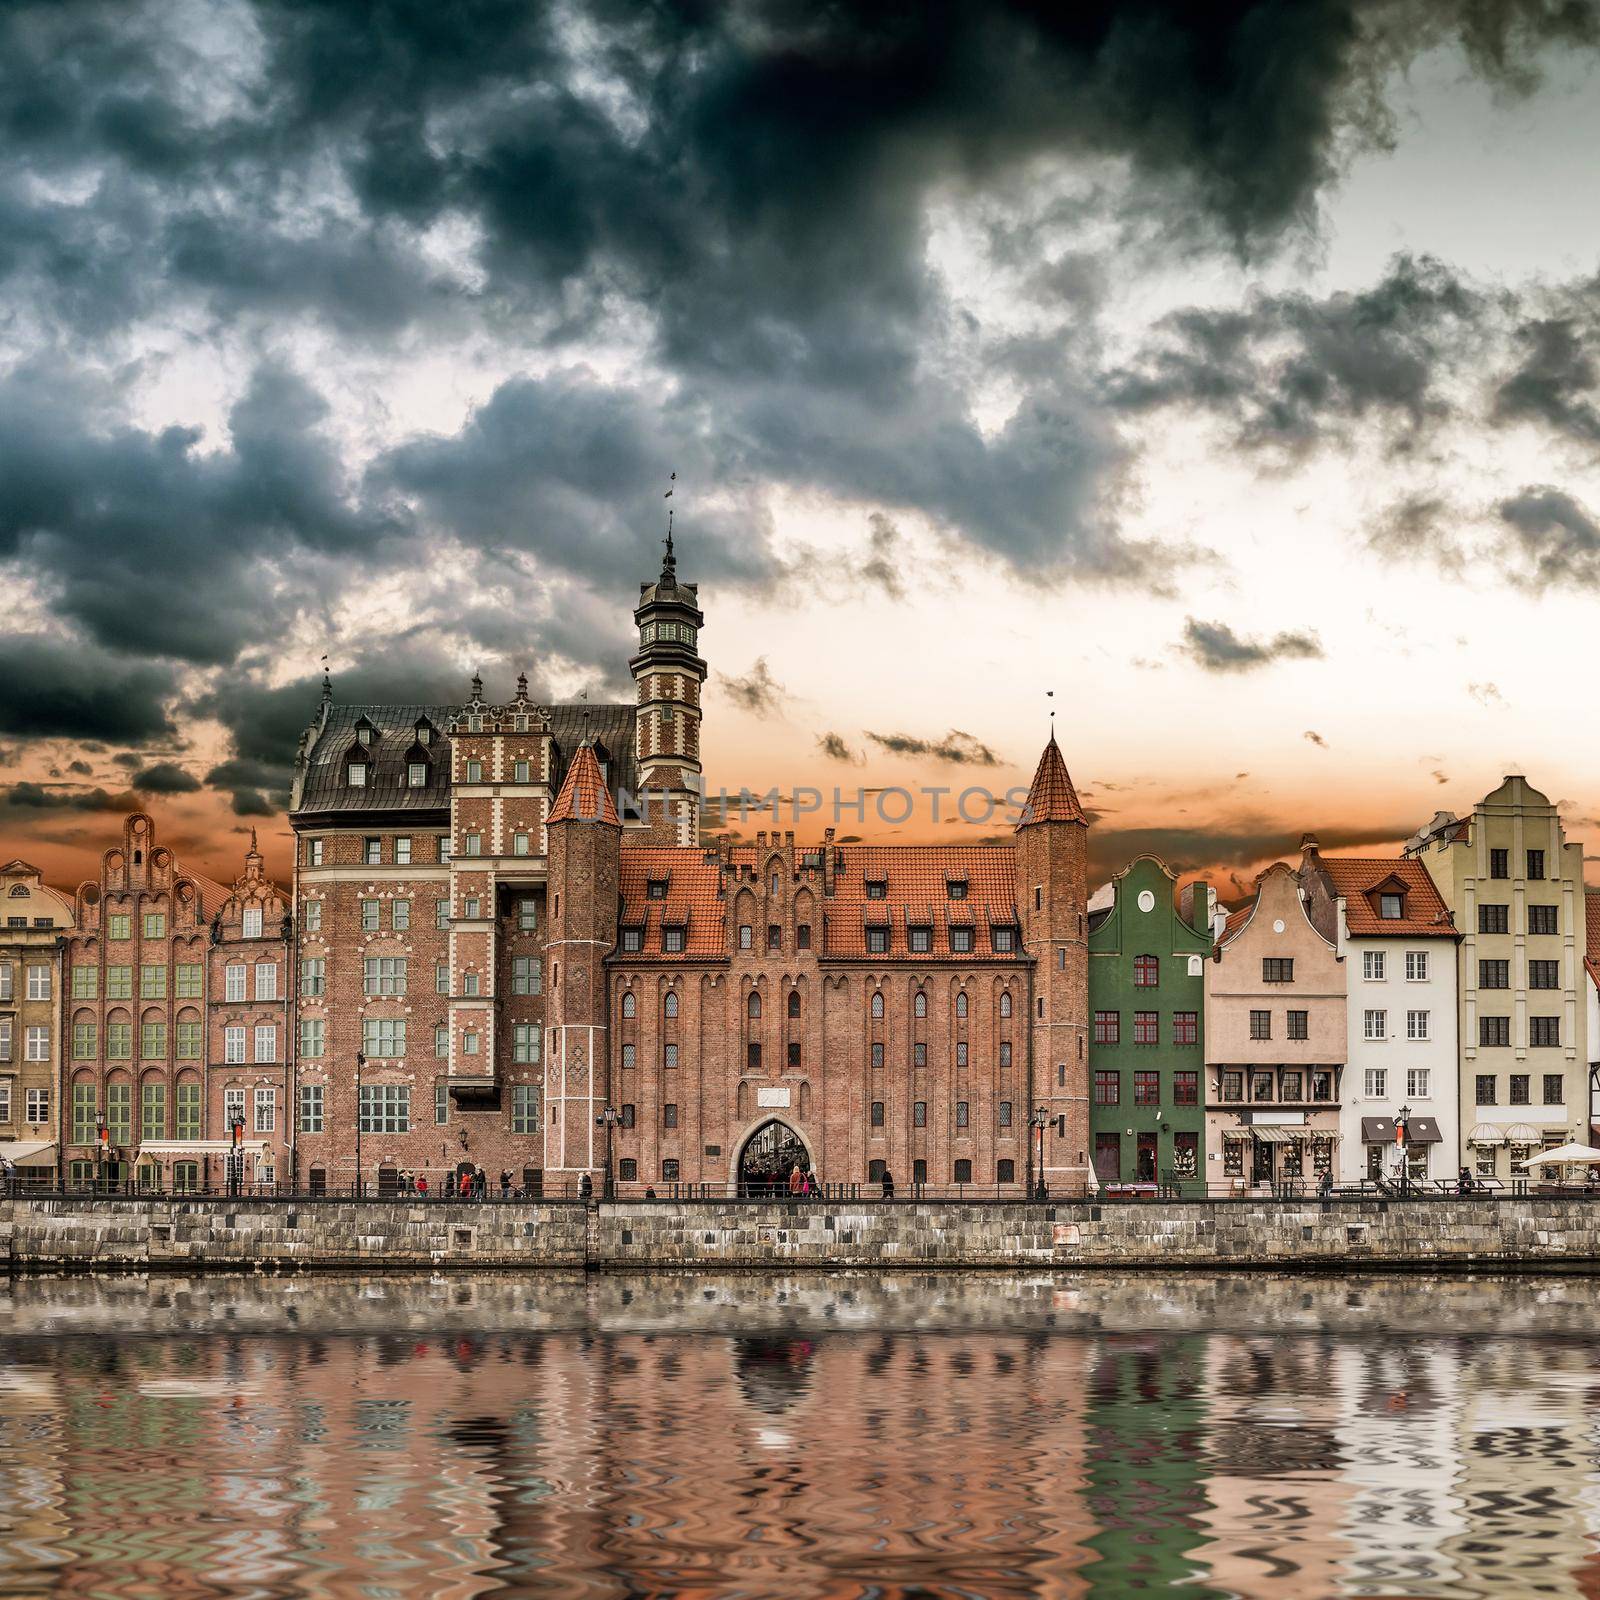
[
  {"x1": 96, "y1": 1116, "x2": 108, "y2": 1193},
  {"x1": 1029, "y1": 1106, "x2": 1048, "y2": 1201},
  {"x1": 594, "y1": 1104, "x2": 621, "y2": 1199},
  {"x1": 354, "y1": 1050, "x2": 365, "y2": 1198},
  {"x1": 1395, "y1": 1103, "x2": 1411, "y2": 1196},
  {"x1": 229, "y1": 1112, "x2": 245, "y2": 1197}
]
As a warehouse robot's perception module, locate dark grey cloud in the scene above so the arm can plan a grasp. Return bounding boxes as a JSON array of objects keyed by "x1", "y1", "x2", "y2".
[
  {"x1": 1, "y1": 783, "x2": 141, "y2": 815},
  {"x1": 1108, "y1": 254, "x2": 1488, "y2": 450},
  {"x1": 1180, "y1": 617, "x2": 1324, "y2": 673},
  {"x1": 718, "y1": 659, "x2": 785, "y2": 718},
  {"x1": 0, "y1": 635, "x2": 178, "y2": 743},
  {"x1": 130, "y1": 762, "x2": 200, "y2": 795},
  {"x1": 1495, "y1": 485, "x2": 1600, "y2": 588},
  {"x1": 1493, "y1": 313, "x2": 1600, "y2": 443},
  {"x1": 865, "y1": 729, "x2": 999, "y2": 766},
  {"x1": 816, "y1": 732, "x2": 863, "y2": 764},
  {"x1": 66, "y1": 760, "x2": 92, "y2": 776},
  {"x1": 1089, "y1": 818, "x2": 1413, "y2": 879}
]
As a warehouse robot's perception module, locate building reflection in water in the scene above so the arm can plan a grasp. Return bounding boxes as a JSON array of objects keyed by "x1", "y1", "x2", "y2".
[{"x1": 3, "y1": 1277, "x2": 1600, "y2": 1597}]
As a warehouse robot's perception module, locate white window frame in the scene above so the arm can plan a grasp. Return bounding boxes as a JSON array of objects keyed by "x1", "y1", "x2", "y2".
[
  {"x1": 1362, "y1": 950, "x2": 1385, "y2": 981},
  {"x1": 25, "y1": 963, "x2": 50, "y2": 1001},
  {"x1": 254, "y1": 963, "x2": 278, "y2": 1001},
  {"x1": 303, "y1": 899, "x2": 322, "y2": 933},
  {"x1": 254, "y1": 1086, "x2": 276, "y2": 1133},
  {"x1": 241, "y1": 906, "x2": 264, "y2": 939},
  {"x1": 225, "y1": 1027, "x2": 246, "y2": 1065},
  {"x1": 1406, "y1": 1068, "x2": 1431, "y2": 1099},
  {"x1": 253, "y1": 1025, "x2": 277, "y2": 1064},
  {"x1": 225, "y1": 964, "x2": 247, "y2": 1003},
  {"x1": 1407, "y1": 1009, "x2": 1430, "y2": 1041},
  {"x1": 395, "y1": 836, "x2": 412, "y2": 865},
  {"x1": 1363, "y1": 1009, "x2": 1387, "y2": 1041},
  {"x1": 25, "y1": 1087, "x2": 49, "y2": 1125},
  {"x1": 1405, "y1": 949, "x2": 1429, "y2": 982},
  {"x1": 1364, "y1": 1067, "x2": 1387, "y2": 1099},
  {"x1": 24, "y1": 1027, "x2": 48, "y2": 1063}
]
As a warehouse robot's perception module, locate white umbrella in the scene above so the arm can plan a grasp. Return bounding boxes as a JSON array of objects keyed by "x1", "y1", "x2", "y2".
[{"x1": 1522, "y1": 1142, "x2": 1600, "y2": 1167}]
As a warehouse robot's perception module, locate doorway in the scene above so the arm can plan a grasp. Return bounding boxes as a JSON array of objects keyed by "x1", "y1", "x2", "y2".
[
  {"x1": 1251, "y1": 1137, "x2": 1275, "y2": 1187},
  {"x1": 737, "y1": 1120, "x2": 809, "y2": 1197},
  {"x1": 1093, "y1": 1132, "x2": 1121, "y2": 1184},
  {"x1": 1135, "y1": 1132, "x2": 1157, "y2": 1184}
]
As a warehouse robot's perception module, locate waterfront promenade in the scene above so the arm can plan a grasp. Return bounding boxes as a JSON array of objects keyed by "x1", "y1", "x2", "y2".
[{"x1": 8, "y1": 1191, "x2": 1600, "y2": 1272}]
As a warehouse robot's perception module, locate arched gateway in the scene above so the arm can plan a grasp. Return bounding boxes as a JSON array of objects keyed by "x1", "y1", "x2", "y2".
[{"x1": 737, "y1": 1120, "x2": 810, "y2": 1197}]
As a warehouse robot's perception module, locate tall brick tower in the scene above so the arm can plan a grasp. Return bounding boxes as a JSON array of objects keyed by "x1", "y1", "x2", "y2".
[
  {"x1": 630, "y1": 524, "x2": 706, "y2": 845},
  {"x1": 1016, "y1": 733, "x2": 1091, "y2": 1194},
  {"x1": 544, "y1": 738, "x2": 621, "y2": 1184}
]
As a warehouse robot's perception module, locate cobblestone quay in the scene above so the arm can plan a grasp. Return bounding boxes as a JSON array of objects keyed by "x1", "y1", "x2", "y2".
[{"x1": 9, "y1": 1194, "x2": 1600, "y2": 1271}]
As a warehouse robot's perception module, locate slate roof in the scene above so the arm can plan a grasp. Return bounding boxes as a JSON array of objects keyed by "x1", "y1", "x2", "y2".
[
  {"x1": 294, "y1": 702, "x2": 637, "y2": 816},
  {"x1": 1320, "y1": 855, "x2": 1457, "y2": 937},
  {"x1": 1016, "y1": 735, "x2": 1087, "y2": 827}
]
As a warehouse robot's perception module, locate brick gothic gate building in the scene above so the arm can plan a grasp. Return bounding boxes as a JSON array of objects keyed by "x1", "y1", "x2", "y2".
[{"x1": 288, "y1": 539, "x2": 1092, "y2": 1194}]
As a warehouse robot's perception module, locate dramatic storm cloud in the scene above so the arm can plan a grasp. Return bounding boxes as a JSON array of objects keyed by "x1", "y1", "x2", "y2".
[{"x1": 1180, "y1": 618, "x2": 1325, "y2": 673}]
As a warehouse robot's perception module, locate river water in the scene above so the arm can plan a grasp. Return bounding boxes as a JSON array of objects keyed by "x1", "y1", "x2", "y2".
[{"x1": 1, "y1": 1271, "x2": 1598, "y2": 1598}]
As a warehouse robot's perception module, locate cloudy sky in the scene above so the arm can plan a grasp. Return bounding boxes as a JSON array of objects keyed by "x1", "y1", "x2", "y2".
[{"x1": 5, "y1": 0, "x2": 1600, "y2": 896}]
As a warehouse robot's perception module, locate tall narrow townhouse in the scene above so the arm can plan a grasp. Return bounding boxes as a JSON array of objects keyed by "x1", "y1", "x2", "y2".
[
  {"x1": 1300, "y1": 840, "x2": 1460, "y2": 1185},
  {"x1": 0, "y1": 859, "x2": 73, "y2": 1182},
  {"x1": 1205, "y1": 862, "x2": 1346, "y2": 1192},
  {"x1": 1405, "y1": 779, "x2": 1588, "y2": 1183},
  {"x1": 1585, "y1": 891, "x2": 1599, "y2": 1144}
]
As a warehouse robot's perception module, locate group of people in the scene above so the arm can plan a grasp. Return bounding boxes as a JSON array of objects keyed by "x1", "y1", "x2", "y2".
[{"x1": 384, "y1": 1168, "x2": 523, "y2": 1200}]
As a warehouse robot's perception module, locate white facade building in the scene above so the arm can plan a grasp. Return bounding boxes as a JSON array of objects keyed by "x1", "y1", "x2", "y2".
[{"x1": 1301, "y1": 843, "x2": 1461, "y2": 1185}]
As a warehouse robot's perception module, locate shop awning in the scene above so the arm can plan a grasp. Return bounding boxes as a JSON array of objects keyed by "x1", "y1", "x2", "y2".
[
  {"x1": 1361, "y1": 1116, "x2": 1444, "y2": 1145},
  {"x1": 1502, "y1": 1123, "x2": 1544, "y2": 1144},
  {"x1": 1467, "y1": 1123, "x2": 1505, "y2": 1146},
  {"x1": 0, "y1": 1141, "x2": 56, "y2": 1168},
  {"x1": 1250, "y1": 1126, "x2": 1296, "y2": 1144},
  {"x1": 136, "y1": 1140, "x2": 271, "y2": 1156}
]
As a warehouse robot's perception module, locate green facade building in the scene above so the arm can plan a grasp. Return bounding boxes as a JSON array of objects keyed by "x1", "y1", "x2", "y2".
[{"x1": 1087, "y1": 856, "x2": 1212, "y2": 1192}]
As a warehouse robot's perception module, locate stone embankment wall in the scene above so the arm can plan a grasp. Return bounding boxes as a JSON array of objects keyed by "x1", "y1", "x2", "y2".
[{"x1": 7, "y1": 1194, "x2": 1600, "y2": 1272}]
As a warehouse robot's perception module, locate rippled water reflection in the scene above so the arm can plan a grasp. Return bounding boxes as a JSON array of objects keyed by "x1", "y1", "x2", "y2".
[{"x1": 2, "y1": 1273, "x2": 1600, "y2": 1597}]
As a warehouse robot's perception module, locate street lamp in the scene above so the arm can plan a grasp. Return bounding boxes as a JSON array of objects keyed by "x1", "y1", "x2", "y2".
[
  {"x1": 1395, "y1": 1103, "x2": 1412, "y2": 1196},
  {"x1": 354, "y1": 1050, "x2": 365, "y2": 1198},
  {"x1": 229, "y1": 1112, "x2": 245, "y2": 1197},
  {"x1": 594, "y1": 1104, "x2": 621, "y2": 1199},
  {"x1": 1029, "y1": 1106, "x2": 1049, "y2": 1201},
  {"x1": 96, "y1": 1116, "x2": 108, "y2": 1193}
]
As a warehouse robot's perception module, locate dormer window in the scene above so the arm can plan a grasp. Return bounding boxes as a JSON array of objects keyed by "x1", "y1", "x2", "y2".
[
  {"x1": 1380, "y1": 893, "x2": 1404, "y2": 919},
  {"x1": 467, "y1": 714, "x2": 483, "y2": 733},
  {"x1": 647, "y1": 878, "x2": 669, "y2": 900},
  {"x1": 865, "y1": 878, "x2": 887, "y2": 901},
  {"x1": 347, "y1": 761, "x2": 367, "y2": 788},
  {"x1": 408, "y1": 762, "x2": 428, "y2": 788},
  {"x1": 662, "y1": 925, "x2": 685, "y2": 953},
  {"x1": 908, "y1": 926, "x2": 932, "y2": 953},
  {"x1": 947, "y1": 879, "x2": 968, "y2": 900},
  {"x1": 355, "y1": 722, "x2": 375, "y2": 747},
  {"x1": 992, "y1": 925, "x2": 1017, "y2": 954},
  {"x1": 416, "y1": 722, "x2": 432, "y2": 746},
  {"x1": 513, "y1": 712, "x2": 529, "y2": 732}
]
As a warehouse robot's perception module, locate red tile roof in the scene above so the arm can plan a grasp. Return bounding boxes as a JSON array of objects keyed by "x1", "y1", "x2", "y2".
[
  {"x1": 1016, "y1": 735, "x2": 1086, "y2": 828},
  {"x1": 1319, "y1": 855, "x2": 1456, "y2": 937},
  {"x1": 615, "y1": 843, "x2": 1025, "y2": 962},
  {"x1": 547, "y1": 742, "x2": 619, "y2": 826},
  {"x1": 1585, "y1": 891, "x2": 1600, "y2": 989}
]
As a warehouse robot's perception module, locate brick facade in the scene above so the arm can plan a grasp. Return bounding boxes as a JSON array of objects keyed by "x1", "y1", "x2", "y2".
[{"x1": 0, "y1": 859, "x2": 73, "y2": 1178}]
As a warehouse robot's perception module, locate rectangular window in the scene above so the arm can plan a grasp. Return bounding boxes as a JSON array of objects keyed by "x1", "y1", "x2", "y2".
[
  {"x1": 239, "y1": 906, "x2": 263, "y2": 940},
  {"x1": 913, "y1": 1101, "x2": 927, "y2": 1128},
  {"x1": 912, "y1": 1042, "x2": 927, "y2": 1067},
  {"x1": 1479, "y1": 959, "x2": 1509, "y2": 989},
  {"x1": 140, "y1": 1082, "x2": 165, "y2": 1140},
  {"x1": 1530, "y1": 1015, "x2": 1561, "y2": 1047},
  {"x1": 308, "y1": 838, "x2": 323, "y2": 866},
  {"x1": 663, "y1": 1103, "x2": 679, "y2": 1130},
  {"x1": 221, "y1": 1026, "x2": 245, "y2": 1064},
  {"x1": 0, "y1": 1019, "x2": 13, "y2": 1061},
  {"x1": 25, "y1": 1087, "x2": 48, "y2": 1126},
  {"x1": 622, "y1": 928, "x2": 644, "y2": 953},
  {"x1": 254, "y1": 1025, "x2": 277, "y2": 1063},
  {"x1": 998, "y1": 1100, "x2": 1012, "y2": 1127},
  {"x1": 299, "y1": 1019, "x2": 324, "y2": 1059},
  {"x1": 621, "y1": 1043, "x2": 635, "y2": 1071},
  {"x1": 664, "y1": 1043, "x2": 679, "y2": 1069},
  {"x1": 1379, "y1": 894, "x2": 1403, "y2": 919},
  {"x1": 71, "y1": 966, "x2": 97, "y2": 999},
  {"x1": 436, "y1": 901, "x2": 450, "y2": 930},
  {"x1": 1543, "y1": 1073, "x2": 1565, "y2": 1104},
  {"x1": 871, "y1": 1042, "x2": 885, "y2": 1069},
  {"x1": 225, "y1": 964, "x2": 247, "y2": 1002},
  {"x1": 106, "y1": 965, "x2": 131, "y2": 999},
  {"x1": 991, "y1": 927, "x2": 1016, "y2": 954},
  {"x1": 1480, "y1": 1015, "x2": 1510, "y2": 1047},
  {"x1": 25, "y1": 963, "x2": 51, "y2": 1001},
  {"x1": 1529, "y1": 904, "x2": 1559, "y2": 935},
  {"x1": 1527, "y1": 849, "x2": 1545, "y2": 880},
  {"x1": 172, "y1": 1020, "x2": 200, "y2": 1059},
  {"x1": 464, "y1": 833, "x2": 482, "y2": 857},
  {"x1": 1262, "y1": 958, "x2": 1293, "y2": 983},
  {"x1": 1404, "y1": 949, "x2": 1429, "y2": 982},
  {"x1": 512, "y1": 957, "x2": 541, "y2": 995},
  {"x1": 142, "y1": 912, "x2": 165, "y2": 939},
  {"x1": 1363, "y1": 1009, "x2": 1386, "y2": 1040},
  {"x1": 302, "y1": 899, "x2": 321, "y2": 933},
  {"x1": 72, "y1": 1083, "x2": 96, "y2": 1144},
  {"x1": 363, "y1": 957, "x2": 408, "y2": 997},
  {"x1": 865, "y1": 879, "x2": 887, "y2": 900},
  {"x1": 1364, "y1": 1067, "x2": 1387, "y2": 1098},
  {"x1": 513, "y1": 1024, "x2": 539, "y2": 1063},
  {"x1": 25, "y1": 1026, "x2": 50, "y2": 1062},
  {"x1": 300, "y1": 957, "x2": 325, "y2": 997},
  {"x1": 1280, "y1": 1069, "x2": 1302, "y2": 1101},
  {"x1": 907, "y1": 926, "x2": 931, "y2": 953},
  {"x1": 393, "y1": 836, "x2": 411, "y2": 866},
  {"x1": 1094, "y1": 1010, "x2": 1120, "y2": 1045},
  {"x1": 999, "y1": 1041, "x2": 1012, "y2": 1067},
  {"x1": 347, "y1": 762, "x2": 367, "y2": 787},
  {"x1": 1133, "y1": 1070, "x2": 1160, "y2": 1106},
  {"x1": 172, "y1": 1081, "x2": 197, "y2": 1145},
  {"x1": 513, "y1": 832, "x2": 530, "y2": 856},
  {"x1": 865, "y1": 927, "x2": 888, "y2": 954},
  {"x1": 1222, "y1": 1070, "x2": 1243, "y2": 1100},
  {"x1": 1363, "y1": 950, "x2": 1386, "y2": 981},
  {"x1": 108, "y1": 913, "x2": 131, "y2": 940},
  {"x1": 1251, "y1": 1070, "x2": 1274, "y2": 1102},
  {"x1": 360, "y1": 900, "x2": 380, "y2": 932},
  {"x1": 174, "y1": 962, "x2": 203, "y2": 998},
  {"x1": 106, "y1": 1082, "x2": 131, "y2": 1145},
  {"x1": 1093, "y1": 1069, "x2": 1119, "y2": 1106},
  {"x1": 409, "y1": 762, "x2": 428, "y2": 788},
  {"x1": 298, "y1": 1084, "x2": 324, "y2": 1133},
  {"x1": 1173, "y1": 1071, "x2": 1198, "y2": 1106},
  {"x1": 461, "y1": 1029, "x2": 480, "y2": 1056},
  {"x1": 436, "y1": 962, "x2": 450, "y2": 995},
  {"x1": 361, "y1": 1018, "x2": 407, "y2": 1058},
  {"x1": 435, "y1": 1024, "x2": 448, "y2": 1058},
  {"x1": 1249, "y1": 1010, "x2": 1271, "y2": 1041},
  {"x1": 1406, "y1": 1009, "x2": 1430, "y2": 1040},
  {"x1": 438, "y1": 837, "x2": 451, "y2": 864},
  {"x1": 663, "y1": 927, "x2": 685, "y2": 953},
  {"x1": 254, "y1": 963, "x2": 278, "y2": 1000},
  {"x1": 391, "y1": 900, "x2": 410, "y2": 931},
  {"x1": 434, "y1": 1079, "x2": 448, "y2": 1125},
  {"x1": 516, "y1": 898, "x2": 538, "y2": 933},
  {"x1": 1476, "y1": 1074, "x2": 1497, "y2": 1105},
  {"x1": 955, "y1": 1101, "x2": 969, "y2": 1128},
  {"x1": 502, "y1": 1083, "x2": 538, "y2": 1134},
  {"x1": 1172, "y1": 1011, "x2": 1198, "y2": 1046},
  {"x1": 513, "y1": 760, "x2": 530, "y2": 785},
  {"x1": 1133, "y1": 1011, "x2": 1158, "y2": 1046},
  {"x1": 140, "y1": 1021, "x2": 166, "y2": 1059},
  {"x1": 747, "y1": 1042, "x2": 761, "y2": 1069},
  {"x1": 140, "y1": 964, "x2": 166, "y2": 1000},
  {"x1": 1528, "y1": 959, "x2": 1559, "y2": 989},
  {"x1": 949, "y1": 925, "x2": 972, "y2": 953},
  {"x1": 357, "y1": 1084, "x2": 409, "y2": 1134},
  {"x1": 465, "y1": 760, "x2": 483, "y2": 783},
  {"x1": 954, "y1": 1040, "x2": 968, "y2": 1068},
  {"x1": 1510, "y1": 1074, "x2": 1530, "y2": 1105},
  {"x1": 1479, "y1": 903, "x2": 1509, "y2": 934},
  {"x1": 797, "y1": 923, "x2": 812, "y2": 950},
  {"x1": 1489, "y1": 847, "x2": 1508, "y2": 879}
]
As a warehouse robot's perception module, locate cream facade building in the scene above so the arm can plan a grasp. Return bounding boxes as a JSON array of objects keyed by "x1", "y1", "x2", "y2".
[{"x1": 1405, "y1": 778, "x2": 1587, "y2": 1182}]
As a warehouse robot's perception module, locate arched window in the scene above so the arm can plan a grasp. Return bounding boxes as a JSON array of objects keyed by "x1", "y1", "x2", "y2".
[
  {"x1": 748, "y1": 992, "x2": 761, "y2": 1020},
  {"x1": 787, "y1": 992, "x2": 800, "y2": 1019},
  {"x1": 914, "y1": 991, "x2": 927, "y2": 1019},
  {"x1": 1133, "y1": 954, "x2": 1159, "y2": 987},
  {"x1": 999, "y1": 991, "x2": 1012, "y2": 1018},
  {"x1": 621, "y1": 992, "x2": 636, "y2": 1018},
  {"x1": 664, "y1": 991, "x2": 679, "y2": 1019},
  {"x1": 955, "y1": 992, "x2": 968, "y2": 1019},
  {"x1": 871, "y1": 991, "x2": 884, "y2": 1019}
]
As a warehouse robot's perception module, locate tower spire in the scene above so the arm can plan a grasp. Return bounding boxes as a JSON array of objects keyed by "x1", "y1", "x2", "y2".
[{"x1": 662, "y1": 471, "x2": 677, "y2": 578}]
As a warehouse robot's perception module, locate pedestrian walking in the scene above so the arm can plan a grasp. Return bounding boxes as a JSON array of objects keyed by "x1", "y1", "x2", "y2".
[
  {"x1": 499, "y1": 1168, "x2": 511, "y2": 1199},
  {"x1": 881, "y1": 1167, "x2": 895, "y2": 1201},
  {"x1": 416, "y1": 1174, "x2": 428, "y2": 1197},
  {"x1": 579, "y1": 1172, "x2": 594, "y2": 1201}
]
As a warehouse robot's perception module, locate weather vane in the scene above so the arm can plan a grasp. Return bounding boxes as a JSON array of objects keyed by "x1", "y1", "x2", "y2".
[{"x1": 663, "y1": 471, "x2": 676, "y2": 567}]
